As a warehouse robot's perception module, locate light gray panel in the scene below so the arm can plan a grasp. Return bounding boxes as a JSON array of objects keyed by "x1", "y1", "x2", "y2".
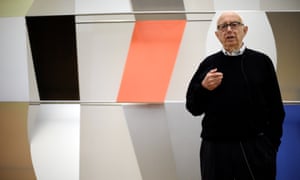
[
  {"x1": 183, "y1": 0, "x2": 214, "y2": 11},
  {"x1": 164, "y1": 102, "x2": 202, "y2": 180},
  {"x1": 213, "y1": 0, "x2": 260, "y2": 10},
  {"x1": 123, "y1": 104, "x2": 179, "y2": 180},
  {"x1": 0, "y1": 17, "x2": 29, "y2": 101},
  {"x1": 76, "y1": 20, "x2": 134, "y2": 102},
  {"x1": 27, "y1": 0, "x2": 75, "y2": 16},
  {"x1": 166, "y1": 20, "x2": 212, "y2": 101},
  {"x1": 75, "y1": 0, "x2": 132, "y2": 14},
  {"x1": 80, "y1": 105, "x2": 142, "y2": 180}
]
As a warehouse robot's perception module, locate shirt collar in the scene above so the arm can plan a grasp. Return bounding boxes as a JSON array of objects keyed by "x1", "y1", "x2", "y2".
[{"x1": 222, "y1": 43, "x2": 246, "y2": 56}]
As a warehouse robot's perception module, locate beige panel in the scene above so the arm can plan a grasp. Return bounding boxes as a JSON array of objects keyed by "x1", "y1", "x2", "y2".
[
  {"x1": 80, "y1": 105, "x2": 142, "y2": 180},
  {"x1": 0, "y1": 0, "x2": 33, "y2": 17},
  {"x1": 76, "y1": 20, "x2": 134, "y2": 102},
  {"x1": 166, "y1": 20, "x2": 212, "y2": 101},
  {"x1": 267, "y1": 12, "x2": 300, "y2": 101},
  {"x1": 0, "y1": 103, "x2": 36, "y2": 180}
]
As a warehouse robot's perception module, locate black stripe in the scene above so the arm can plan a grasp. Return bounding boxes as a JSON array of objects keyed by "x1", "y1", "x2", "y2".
[{"x1": 26, "y1": 15, "x2": 80, "y2": 100}]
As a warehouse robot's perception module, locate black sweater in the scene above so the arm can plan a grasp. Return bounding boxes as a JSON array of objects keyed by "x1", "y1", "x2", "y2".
[{"x1": 186, "y1": 48, "x2": 285, "y2": 147}]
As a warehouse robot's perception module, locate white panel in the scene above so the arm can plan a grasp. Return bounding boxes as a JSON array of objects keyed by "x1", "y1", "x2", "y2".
[
  {"x1": 80, "y1": 105, "x2": 142, "y2": 180},
  {"x1": 206, "y1": 11, "x2": 277, "y2": 67},
  {"x1": 76, "y1": 21, "x2": 134, "y2": 102},
  {"x1": 75, "y1": 0, "x2": 132, "y2": 14},
  {"x1": 166, "y1": 21, "x2": 211, "y2": 101},
  {"x1": 29, "y1": 104, "x2": 80, "y2": 180},
  {"x1": 0, "y1": 17, "x2": 29, "y2": 101},
  {"x1": 213, "y1": 0, "x2": 260, "y2": 10},
  {"x1": 27, "y1": 0, "x2": 74, "y2": 16}
]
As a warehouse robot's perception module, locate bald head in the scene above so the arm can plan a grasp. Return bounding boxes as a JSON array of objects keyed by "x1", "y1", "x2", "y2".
[
  {"x1": 215, "y1": 11, "x2": 248, "y2": 53},
  {"x1": 217, "y1": 11, "x2": 244, "y2": 27}
]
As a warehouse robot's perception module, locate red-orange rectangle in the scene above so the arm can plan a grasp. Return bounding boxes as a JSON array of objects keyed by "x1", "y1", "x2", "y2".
[{"x1": 117, "y1": 20, "x2": 186, "y2": 103}]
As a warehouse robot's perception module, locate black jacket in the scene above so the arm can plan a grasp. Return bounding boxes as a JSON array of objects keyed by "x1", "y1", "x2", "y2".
[{"x1": 186, "y1": 48, "x2": 285, "y2": 148}]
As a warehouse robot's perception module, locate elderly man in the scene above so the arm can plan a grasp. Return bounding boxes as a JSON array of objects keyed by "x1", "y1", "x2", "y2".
[{"x1": 186, "y1": 11, "x2": 285, "y2": 180}]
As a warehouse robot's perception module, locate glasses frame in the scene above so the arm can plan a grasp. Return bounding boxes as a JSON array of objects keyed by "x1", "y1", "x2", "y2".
[{"x1": 217, "y1": 21, "x2": 244, "y2": 32}]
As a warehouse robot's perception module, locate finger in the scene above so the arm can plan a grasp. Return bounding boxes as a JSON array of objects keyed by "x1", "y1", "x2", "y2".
[
  {"x1": 209, "y1": 68, "x2": 218, "y2": 73},
  {"x1": 210, "y1": 72, "x2": 223, "y2": 79}
]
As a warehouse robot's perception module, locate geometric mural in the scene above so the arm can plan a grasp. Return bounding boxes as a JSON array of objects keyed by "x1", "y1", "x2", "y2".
[{"x1": 1, "y1": 0, "x2": 300, "y2": 180}]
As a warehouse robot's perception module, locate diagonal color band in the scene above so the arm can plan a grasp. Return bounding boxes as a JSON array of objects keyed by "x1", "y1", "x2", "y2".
[{"x1": 117, "y1": 20, "x2": 186, "y2": 103}]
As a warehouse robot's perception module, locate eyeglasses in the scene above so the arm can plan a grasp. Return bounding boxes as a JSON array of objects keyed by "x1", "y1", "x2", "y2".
[{"x1": 217, "y1": 22, "x2": 244, "y2": 32}]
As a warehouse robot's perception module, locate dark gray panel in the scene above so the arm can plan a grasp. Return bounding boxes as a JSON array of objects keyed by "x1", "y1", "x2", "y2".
[
  {"x1": 131, "y1": 0, "x2": 186, "y2": 20},
  {"x1": 131, "y1": 0, "x2": 185, "y2": 11},
  {"x1": 26, "y1": 15, "x2": 79, "y2": 100}
]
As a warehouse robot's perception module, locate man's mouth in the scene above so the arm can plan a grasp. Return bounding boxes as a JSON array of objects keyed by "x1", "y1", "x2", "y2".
[{"x1": 226, "y1": 35, "x2": 235, "y2": 40}]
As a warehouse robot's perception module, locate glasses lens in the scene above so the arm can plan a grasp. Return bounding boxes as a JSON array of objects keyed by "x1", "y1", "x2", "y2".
[
  {"x1": 230, "y1": 22, "x2": 240, "y2": 28},
  {"x1": 218, "y1": 22, "x2": 243, "y2": 31}
]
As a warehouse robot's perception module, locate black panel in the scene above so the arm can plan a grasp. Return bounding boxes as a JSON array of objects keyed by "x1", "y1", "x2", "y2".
[{"x1": 26, "y1": 15, "x2": 79, "y2": 100}]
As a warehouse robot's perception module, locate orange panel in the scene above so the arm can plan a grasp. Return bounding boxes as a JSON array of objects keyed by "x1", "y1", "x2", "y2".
[{"x1": 117, "y1": 20, "x2": 186, "y2": 103}]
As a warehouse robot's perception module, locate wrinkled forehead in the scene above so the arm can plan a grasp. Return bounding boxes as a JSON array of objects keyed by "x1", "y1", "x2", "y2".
[{"x1": 217, "y1": 12, "x2": 243, "y2": 25}]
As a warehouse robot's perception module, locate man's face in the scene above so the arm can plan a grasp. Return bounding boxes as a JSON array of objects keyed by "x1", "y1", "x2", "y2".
[{"x1": 215, "y1": 12, "x2": 248, "y2": 52}]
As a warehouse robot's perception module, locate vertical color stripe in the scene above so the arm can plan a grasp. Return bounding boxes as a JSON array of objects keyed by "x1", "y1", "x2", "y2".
[
  {"x1": 26, "y1": 15, "x2": 80, "y2": 100},
  {"x1": 117, "y1": 20, "x2": 186, "y2": 103}
]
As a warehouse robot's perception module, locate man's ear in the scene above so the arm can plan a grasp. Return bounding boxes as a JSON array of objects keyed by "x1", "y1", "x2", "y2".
[
  {"x1": 215, "y1": 31, "x2": 220, "y2": 39},
  {"x1": 215, "y1": 31, "x2": 222, "y2": 42},
  {"x1": 243, "y1": 26, "x2": 248, "y2": 35}
]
